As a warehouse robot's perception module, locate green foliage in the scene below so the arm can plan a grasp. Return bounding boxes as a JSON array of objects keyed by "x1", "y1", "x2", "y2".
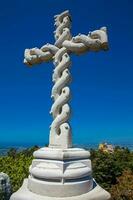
[
  {"x1": 0, "y1": 190, "x2": 10, "y2": 200},
  {"x1": 0, "y1": 191, "x2": 7, "y2": 200},
  {"x1": 0, "y1": 146, "x2": 38, "y2": 193},
  {"x1": 110, "y1": 170, "x2": 133, "y2": 200},
  {"x1": 7, "y1": 148, "x2": 17, "y2": 158},
  {"x1": 91, "y1": 147, "x2": 133, "y2": 191}
]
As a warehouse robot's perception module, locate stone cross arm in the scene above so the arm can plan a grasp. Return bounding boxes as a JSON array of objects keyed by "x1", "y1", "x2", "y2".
[{"x1": 24, "y1": 11, "x2": 108, "y2": 66}]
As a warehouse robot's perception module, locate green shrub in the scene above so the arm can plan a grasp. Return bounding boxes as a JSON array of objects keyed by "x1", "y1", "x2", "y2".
[{"x1": 0, "y1": 146, "x2": 38, "y2": 192}]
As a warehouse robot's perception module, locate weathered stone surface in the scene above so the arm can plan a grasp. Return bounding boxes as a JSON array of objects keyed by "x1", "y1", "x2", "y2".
[
  {"x1": 10, "y1": 179, "x2": 111, "y2": 200},
  {"x1": 0, "y1": 172, "x2": 12, "y2": 199}
]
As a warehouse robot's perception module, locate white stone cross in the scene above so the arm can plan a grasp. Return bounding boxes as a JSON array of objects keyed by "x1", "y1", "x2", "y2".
[{"x1": 24, "y1": 10, "x2": 108, "y2": 149}]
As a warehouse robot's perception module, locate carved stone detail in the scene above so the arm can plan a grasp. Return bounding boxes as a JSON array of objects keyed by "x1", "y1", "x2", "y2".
[{"x1": 23, "y1": 10, "x2": 108, "y2": 149}]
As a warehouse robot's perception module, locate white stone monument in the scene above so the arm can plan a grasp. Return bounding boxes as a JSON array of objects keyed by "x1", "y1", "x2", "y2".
[
  {"x1": 0, "y1": 172, "x2": 12, "y2": 199},
  {"x1": 10, "y1": 10, "x2": 111, "y2": 200}
]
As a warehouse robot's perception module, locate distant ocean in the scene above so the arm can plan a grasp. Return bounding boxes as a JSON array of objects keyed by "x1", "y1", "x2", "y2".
[{"x1": 0, "y1": 141, "x2": 133, "y2": 156}]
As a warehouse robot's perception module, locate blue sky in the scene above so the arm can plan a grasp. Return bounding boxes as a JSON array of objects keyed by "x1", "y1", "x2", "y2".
[{"x1": 0, "y1": 0, "x2": 133, "y2": 146}]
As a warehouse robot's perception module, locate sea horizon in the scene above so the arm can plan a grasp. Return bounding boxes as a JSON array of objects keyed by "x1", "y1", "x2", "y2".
[{"x1": 0, "y1": 140, "x2": 133, "y2": 156}]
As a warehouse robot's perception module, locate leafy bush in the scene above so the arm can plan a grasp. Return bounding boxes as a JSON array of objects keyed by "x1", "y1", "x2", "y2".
[
  {"x1": 0, "y1": 146, "x2": 38, "y2": 193},
  {"x1": 91, "y1": 147, "x2": 133, "y2": 190},
  {"x1": 110, "y1": 170, "x2": 133, "y2": 200}
]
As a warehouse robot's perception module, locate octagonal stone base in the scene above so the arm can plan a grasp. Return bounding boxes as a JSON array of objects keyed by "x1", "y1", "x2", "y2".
[{"x1": 10, "y1": 147, "x2": 111, "y2": 200}]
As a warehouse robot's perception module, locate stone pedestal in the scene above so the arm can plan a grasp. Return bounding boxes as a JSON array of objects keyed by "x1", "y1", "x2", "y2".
[{"x1": 10, "y1": 147, "x2": 111, "y2": 200}]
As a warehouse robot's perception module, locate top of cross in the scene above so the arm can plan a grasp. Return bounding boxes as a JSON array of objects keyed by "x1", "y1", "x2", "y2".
[
  {"x1": 24, "y1": 10, "x2": 108, "y2": 66},
  {"x1": 54, "y1": 10, "x2": 72, "y2": 47}
]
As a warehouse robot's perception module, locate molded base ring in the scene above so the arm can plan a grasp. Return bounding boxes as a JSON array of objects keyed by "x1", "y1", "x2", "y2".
[{"x1": 10, "y1": 179, "x2": 111, "y2": 200}]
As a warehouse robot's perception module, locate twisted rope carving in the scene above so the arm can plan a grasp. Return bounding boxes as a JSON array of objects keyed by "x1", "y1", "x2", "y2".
[
  {"x1": 63, "y1": 27, "x2": 108, "y2": 54},
  {"x1": 24, "y1": 26, "x2": 108, "y2": 66},
  {"x1": 49, "y1": 11, "x2": 72, "y2": 148},
  {"x1": 49, "y1": 47, "x2": 72, "y2": 148},
  {"x1": 54, "y1": 10, "x2": 72, "y2": 48},
  {"x1": 24, "y1": 44, "x2": 58, "y2": 66},
  {"x1": 23, "y1": 10, "x2": 108, "y2": 148}
]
